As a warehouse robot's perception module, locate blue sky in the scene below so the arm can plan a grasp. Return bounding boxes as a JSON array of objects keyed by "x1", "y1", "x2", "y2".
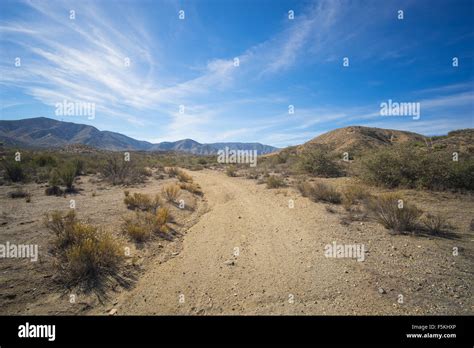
[{"x1": 0, "y1": 0, "x2": 473, "y2": 147}]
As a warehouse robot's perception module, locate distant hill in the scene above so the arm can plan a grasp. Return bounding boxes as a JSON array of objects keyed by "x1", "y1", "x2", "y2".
[
  {"x1": 0, "y1": 117, "x2": 278, "y2": 155},
  {"x1": 269, "y1": 126, "x2": 473, "y2": 161},
  {"x1": 302, "y1": 126, "x2": 426, "y2": 154}
]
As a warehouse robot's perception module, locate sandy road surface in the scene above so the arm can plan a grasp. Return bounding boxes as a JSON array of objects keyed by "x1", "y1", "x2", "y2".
[{"x1": 115, "y1": 170, "x2": 412, "y2": 315}]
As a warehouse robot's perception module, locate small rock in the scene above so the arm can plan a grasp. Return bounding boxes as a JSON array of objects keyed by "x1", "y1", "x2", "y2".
[
  {"x1": 224, "y1": 260, "x2": 235, "y2": 266},
  {"x1": 108, "y1": 308, "x2": 117, "y2": 315},
  {"x1": 378, "y1": 287, "x2": 386, "y2": 294}
]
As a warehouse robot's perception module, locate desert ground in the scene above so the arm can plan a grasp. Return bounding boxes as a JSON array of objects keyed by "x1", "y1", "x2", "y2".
[{"x1": 1, "y1": 168, "x2": 472, "y2": 315}]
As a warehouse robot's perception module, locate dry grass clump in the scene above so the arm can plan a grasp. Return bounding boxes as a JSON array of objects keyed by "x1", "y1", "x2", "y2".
[
  {"x1": 266, "y1": 175, "x2": 285, "y2": 188},
  {"x1": 342, "y1": 185, "x2": 372, "y2": 210},
  {"x1": 421, "y1": 213, "x2": 449, "y2": 234},
  {"x1": 165, "y1": 167, "x2": 180, "y2": 177},
  {"x1": 365, "y1": 193, "x2": 421, "y2": 232},
  {"x1": 44, "y1": 210, "x2": 123, "y2": 286},
  {"x1": 162, "y1": 184, "x2": 181, "y2": 203},
  {"x1": 122, "y1": 207, "x2": 172, "y2": 242},
  {"x1": 123, "y1": 192, "x2": 162, "y2": 212},
  {"x1": 179, "y1": 182, "x2": 203, "y2": 195},
  {"x1": 8, "y1": 187, "x2": 30, "y2": 199},
  {"x1": 297, "y1": 180, "x2": 341, "y2": 204},
  {"x1": 176, "y1": 170, "x2": 193, "y2": 183},
  {"x1": 226, "y1": 165, "x2": 237, "y2": 177}
]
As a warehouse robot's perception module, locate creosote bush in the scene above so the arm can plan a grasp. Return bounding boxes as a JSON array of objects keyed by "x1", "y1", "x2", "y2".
[
  {"x1": 359, "y1": 144, "x2": 474, "y2": 191},
  {"x1": 45, "y1": 169, "x2": 63, "y2": 196},
  {"x1": 44, "y1": 210, "x2": 123, "y2": 285},
  {"x1": 2, "y1": 160, "x2": 25, "y2": 182},
  {"x1": 366, "y1": 193, "x2": 421, "y2": 232},
  {"x1": 266, "y1": 175, "x2": 285, "y2": 189},
  {"x1": 299, "y1": 146, "x2": 342, "y2": 177},
  {"x1": 59, "y1": 163, "x2": 77, "y2": 191}
]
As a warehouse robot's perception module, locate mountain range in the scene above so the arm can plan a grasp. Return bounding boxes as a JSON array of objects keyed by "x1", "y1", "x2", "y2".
[{"x1": 0, "y1": 117, "x2": 278, "y2": 155}]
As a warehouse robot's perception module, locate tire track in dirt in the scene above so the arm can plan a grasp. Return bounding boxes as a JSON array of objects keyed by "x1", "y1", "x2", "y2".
[{"x1": 116, "y1": 170, "x2": 402, "y2": 315}]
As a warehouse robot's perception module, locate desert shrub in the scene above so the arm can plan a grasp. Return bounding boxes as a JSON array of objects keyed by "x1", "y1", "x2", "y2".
[
  {"x1": 34, "y1": 154, "x2": 57, "y2": 167},
  {"x1": 176, "y1": 169, "x2": 193, "y2": 183},
  {"x1": 308, "y1": 182, "x2": 342, "y2": 204},
  {"x1": 8, "y1": 187, "x2": 30, "y2": 199},
  {"x1": 245, "y1": 168, "x2": 259, "y2": 180},
  {"x1": 179, "y1": 182, "x2": 203, "y2": 195},
  {"x1": 366, "y1": 193, "x2": 421, "y2": 232},
  {"x1": 101, "y1": 155, "x2": 145, "y2": 185},
  {"x1": 45, "y1": 169, "x2": 63, "y2": 196},
  {"x1": 226, "y1": 165, "x2": 237, "y2": 177},
  {"x1": 2, "y1": 160, "x2": 25, "y2": 182},
  {"x1": 59, "y1": 163, "x2": 76, "y2": 190},
  {"x1": 122, "y1": 214, "x2": 152, "y2": 242},
  {"x1": 266, "y1": 175, "x2": 285, "y2": 188},
  {"x1": 299, "y1": 146, "x2": 342, "y2": 177},
  {"x1": 44, "y1": 210, "x2": 123, "y2": 284},
  {"x1": 123, "y1": 192, "x2": 161, "y2": 212},
  {"x1": 421, "y1": 213, "x2": 448, "y2": 234},
  {"x1": 342, "y1": 185, "x2": 371, "y2": 210},
  {"x1": 155, "y1": 207, "x2": 171, "y2": 232},
  {"x1": 298, "y1": 180, "x2": 342, "y2": 203},
  {"x1": 72, "y1": 159, "x2": 85, "y2": 176},
  {"x1": 122, "y1": 207, "x2": 171, "y2": 242},
  {"x1": 162, "y1": 184, "x2": 180, "y2": 202},
  {"x1": 140, "y1": 167, "x2": 153, "y2": 177},
  {"x1": 296, "y1": 180, "x2": 313, "y2": 197},
  {"x1": 166, "y1": 167, "x2": 180, "y2": 177},
  {"x1": 359, "y1": 145, "x2": 474, "y2": 191}
]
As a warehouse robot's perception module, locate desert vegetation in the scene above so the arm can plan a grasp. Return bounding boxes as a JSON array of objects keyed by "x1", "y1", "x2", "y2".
[{"x1": 44, "y1": 210, "x2": 124, "y2": 288}]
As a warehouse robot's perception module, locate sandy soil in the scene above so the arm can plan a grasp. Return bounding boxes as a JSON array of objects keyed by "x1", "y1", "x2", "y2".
[
  {"x1": 0, "y1": 169, "x2": 472, "y2": 315},
  {"x1": 112, "y1": 170, "x2": 473, "y2": 315}
]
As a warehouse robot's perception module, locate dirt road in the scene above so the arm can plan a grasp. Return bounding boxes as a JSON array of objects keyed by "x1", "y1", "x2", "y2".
[{"x1": 115, "y1": 169, "x2": 470, "y2": 315}]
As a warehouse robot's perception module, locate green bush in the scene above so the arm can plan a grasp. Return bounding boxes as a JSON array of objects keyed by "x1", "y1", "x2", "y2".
[
  {"x1": 266, "y1": 175, "x2": 285, "y2": 188},
  {"x1": 34, "y1": 154, "x2": 57, "y2": 167},
  {"x1": 59, "y1": 164, "x2": 77, "y2": 190},
  {"x1": 45, "y1": 169, "x2": 63, "y2": 196},
  {"x1": 359, "y1": 145, "x2": 474, "y2": 191},
  {"x1": 299, "y1": 146, "x2": 342, "y2": 177},
  {"x1": 2, "y1": 160, "x2": 25, "y2": 182}
]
